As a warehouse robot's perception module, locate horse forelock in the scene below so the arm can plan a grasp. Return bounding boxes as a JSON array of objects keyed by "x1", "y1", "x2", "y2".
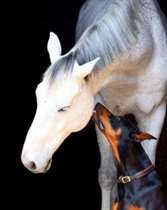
[{"x1": 45, "y1": 52, "x2": 77, "y2": 84}]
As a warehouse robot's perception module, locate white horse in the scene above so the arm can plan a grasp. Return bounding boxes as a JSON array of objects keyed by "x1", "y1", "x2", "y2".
[{"x1": 22, "y1": 0, "x2": 167, "y2": 209}]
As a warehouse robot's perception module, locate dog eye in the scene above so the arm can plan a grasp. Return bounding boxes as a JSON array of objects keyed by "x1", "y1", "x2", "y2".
[
  {"x1": 58, "y1": 106, "x2": 70, "y2": 112},
  {"x1": 129, "y1": 132, "x2": 137, "y2": 140}
]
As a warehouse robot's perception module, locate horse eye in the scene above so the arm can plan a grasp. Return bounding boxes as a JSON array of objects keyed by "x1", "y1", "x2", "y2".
[{"x1": 58, "y1": 106, "x2": 70, "y2": 112}]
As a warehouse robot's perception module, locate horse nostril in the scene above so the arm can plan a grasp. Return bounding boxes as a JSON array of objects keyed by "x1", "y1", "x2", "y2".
[{"x1": 28, "y1": 161, "x2": 37, "y2": 170}]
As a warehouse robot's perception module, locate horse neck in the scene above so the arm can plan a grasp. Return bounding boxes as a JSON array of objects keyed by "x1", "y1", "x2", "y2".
[
  {"x1": 72, "y1": 0, "x2": 146, "y2": 95},
  {"x1": 88, "y1": 64, "x2": 116, "y2": 94},
  {"x1": 72, "y1": 0, "x2": 163, "y2": 97}
]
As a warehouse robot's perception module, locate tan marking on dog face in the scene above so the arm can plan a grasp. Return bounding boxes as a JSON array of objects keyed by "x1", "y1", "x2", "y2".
[
  {"x1": 111, "y1": 202, "x2": 121, "y2": 210},
  {"x1": 128, "y1": 205, "x2": 144, "y2": 210}
]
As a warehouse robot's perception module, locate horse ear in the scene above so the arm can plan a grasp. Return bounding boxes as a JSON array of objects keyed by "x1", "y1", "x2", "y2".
[
  {"x1": 47, "y1": 32, "x2": 62, "y2": 64},
  {"x1": 74, "y1": 57, "x2": 100, "y2": 79},
  {"x1": 135, "y1": 132, "x2": 157, "y2": 142}
]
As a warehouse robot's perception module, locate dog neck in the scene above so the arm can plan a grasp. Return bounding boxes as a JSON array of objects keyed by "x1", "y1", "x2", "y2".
[{"x1": 113, "y1": 140, "x2": 162, "y2": 201}]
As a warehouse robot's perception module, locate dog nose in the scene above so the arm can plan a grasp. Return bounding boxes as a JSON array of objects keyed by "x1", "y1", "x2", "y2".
[{"x1": 94, "y1": 103, "x2": 103, "y2": 111}]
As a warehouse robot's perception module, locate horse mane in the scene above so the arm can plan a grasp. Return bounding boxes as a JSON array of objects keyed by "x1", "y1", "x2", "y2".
[
  {"x1": 47, "y1": 0, "x2": 147, "y2": 82},
  {"x1": 74, "y1": 0, "x2": 143, "y2": 68}
]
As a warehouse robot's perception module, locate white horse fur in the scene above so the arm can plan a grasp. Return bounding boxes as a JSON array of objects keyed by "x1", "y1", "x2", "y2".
[{"x1": 22, "y1": 0, "x2": 167, "y2": 209}]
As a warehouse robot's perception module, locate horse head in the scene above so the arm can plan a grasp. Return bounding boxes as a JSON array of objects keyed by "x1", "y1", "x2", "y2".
[{"x1": 21, "y1": 32, "x2": 99, "y2": 173}]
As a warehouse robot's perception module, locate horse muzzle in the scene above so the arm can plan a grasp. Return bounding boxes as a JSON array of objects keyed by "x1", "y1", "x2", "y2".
[{"x1": 21, "y1": 151, "x2": 53, "y2": 174}]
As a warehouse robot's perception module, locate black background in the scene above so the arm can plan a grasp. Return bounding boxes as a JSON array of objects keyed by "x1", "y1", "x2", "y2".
[{"x1": 14, "y1": 1, "x2": 167, "y2": 209}]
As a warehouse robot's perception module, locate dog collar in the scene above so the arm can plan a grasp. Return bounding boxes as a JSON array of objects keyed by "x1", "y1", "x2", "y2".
[{"x1": 118, "y1": 165, "x2": 154, "y2": 184}]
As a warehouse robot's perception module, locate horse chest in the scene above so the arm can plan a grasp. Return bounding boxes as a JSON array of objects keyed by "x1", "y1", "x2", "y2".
[
  {"x1": 98, "y1": 69, "x2": 166, "y2": 116},
  {"x1": 99, "y1": 81, "x2": 137, "y2": 115}
]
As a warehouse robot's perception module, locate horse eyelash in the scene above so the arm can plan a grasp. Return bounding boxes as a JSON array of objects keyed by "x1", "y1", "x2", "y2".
[{"x1": 57, "y1": 106, "x2": 70, "y2": 112}]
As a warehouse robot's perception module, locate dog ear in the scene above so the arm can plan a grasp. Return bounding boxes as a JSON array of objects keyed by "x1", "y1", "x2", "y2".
[{"x1": 134, "y1": 132, "x2": 157, "y2": 142}]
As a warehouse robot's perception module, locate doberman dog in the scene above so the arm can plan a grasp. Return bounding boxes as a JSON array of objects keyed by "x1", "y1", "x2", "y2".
[{"x1": 94, "y1": 103, "x2": 167, "y2": 210}]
